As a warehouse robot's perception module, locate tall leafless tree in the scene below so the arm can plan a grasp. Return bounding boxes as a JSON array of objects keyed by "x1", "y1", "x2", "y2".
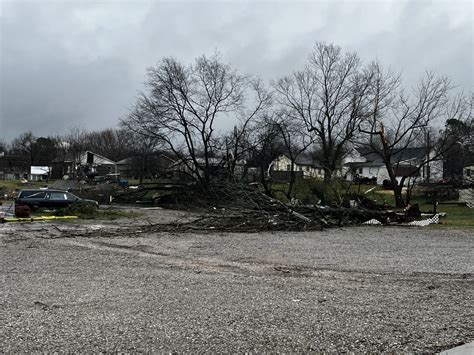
[
  {"x1": 122, "y1": 53, "x2": 272, "y2": 189},
  {"x1": 359, "y1": 62, "x2": 473, "y2": 207},
  {"x1": 269, "y1": 113, "x2": 313, "y2": 199},
  {"x1": 122, "y1": 131, "x2": 162, "y2": 184},
  {"x1": 0, "y1": 139, "x2": 9, "y2": 153},
  {"x1": 63, "y1": 127, "x2": 88, "y2": 178},
  {"x1": 222, "y1": 79, "x2": 273, "y2": 180},
  {"x1": 83, "y1": 128, "x2": 131, "y2": 161},
  {"x1": 274, "y1": 42, "x2": 372, "y2": 181},
  {"x1": 443, "y1": 116, "x2": 474, "y2": 184},
  {"x1": 246, "y1": 122, "x2": 286, "y2": 196},
  {"x1": 10, "y1": 131, "x2": 36, "y2": 165}
]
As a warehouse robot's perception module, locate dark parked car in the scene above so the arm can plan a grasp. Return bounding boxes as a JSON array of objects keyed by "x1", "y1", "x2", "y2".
[
  {"x1": 353, "y1": 175, "x2": 377, "y2": 185},
  {"x1": 15, "y1": 189, "x2": 98, "y2": 209}
]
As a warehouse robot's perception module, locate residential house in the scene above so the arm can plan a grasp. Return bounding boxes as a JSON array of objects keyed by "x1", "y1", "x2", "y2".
[
  {"x1": 156, "y1": 153, "x2": 179, "y2": 177},
  {"x1": 271, "y1": 154, "x2": 325, "y2": 180},
  {"x1": 79, "y1": 151, "x2": 117, "y2": 176},
  {"x1": 457, "y1": 149, "x2": 474, "y2": 185},
  {"x1": 51, "y1": 151, "x2": 117, "y2": 180},
  {"x1": 116, "y1": 158, "x2": 134, "y2": 178},
  {"x1": 463, "y1": 165, "x2": 474, "y2": 185},
  {"x1": 116, "y1": 153, "x2": 178, "y2": 179},
  {"x1": 343, "y1": 147, "x2": 443, "y2": 185},
  {"x1": 29, "y1": 166, "x2": 50, "y2": 181}
]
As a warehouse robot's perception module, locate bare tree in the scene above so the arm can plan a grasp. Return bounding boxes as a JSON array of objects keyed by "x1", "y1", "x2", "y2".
[
  {"x1": 274, "y1": 42, "x2": 372, "y2": 181},
  {"x1": 269, "y1": 113, "x2": 313, "y2": 199},
  {"x1": 10, "y1": 132, "x2": 61, "y2": 168},
  {"x1": 10, "y1": 131, "x2": 36, "y2": 165},
  {"x1": 223, "y1": 78, "x2": 273, "y2": 179},
  {"x1": 63, "y1": 127, "x2": 88, "y2": 179},
  {"x1": 0, "y1": 139, "x2": 9, "y2": 153},
  {"x1": 83, "y1": 128, "x2": 131, "y2": 162},
  {"x1": 33, "y1": 137, "x2": 59, "y2": 166},
  {"x1": 443, "y1": 116, "x2": 474, "y2": 184},
  {"x1": 123, "y1": 131, "x2": 162, "y2": 184},
  {"x1": 246, "y1": 122, "x2": 286, "y2": 196},
  {"x1": 122, "y1": 53, "x2": 272, "y2": 189},
  {"x1": 359, "y1": 62, "x2": 473, "y2": 207}
]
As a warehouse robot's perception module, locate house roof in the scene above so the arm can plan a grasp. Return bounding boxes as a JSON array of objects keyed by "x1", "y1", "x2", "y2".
[
  {"x1": 355, "y1": 146, "x2": 429, "y2": 164},
  {"x1": 76, "y1": 151, "x2": 116, "y2": 166},
  {"x1": 392, "y1": 147, "x2": 428, "y2": 162},
  {"x1": 52, "y1": 151, "x2": 116, "y2": 164},
  {"x1": 158, "y1": 153, "x2": 178, "y2": 163},
  {"x1": 278, "y1": 154, "x2": 323, "y2": 168},
  {"x1": 30, "y1": 166, "x2": 50, "y2": 175},
  {"x1": 294, "y1": 155, "x2": 322, "y2": 167},
  {"x1": 356, "y1": 147, "x2": 382, "y2": 162}
]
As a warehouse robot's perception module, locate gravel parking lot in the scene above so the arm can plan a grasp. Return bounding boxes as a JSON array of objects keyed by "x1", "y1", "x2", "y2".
[{"x1": 1, "y1": 210, "x2": 473, "y2": 352}]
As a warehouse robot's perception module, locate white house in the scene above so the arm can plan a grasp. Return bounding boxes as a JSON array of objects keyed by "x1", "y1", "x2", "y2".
[
  {"x1": 29, "y1": 166, "x2": 50, "y2": 181},
  {"x1": 343, "y1": 147, "x2": 443, "y2": 185},
  {"x1": 79, "y1": 151, "x2": 117, "y2": 175},
  {"x1": 79, "y1": 151, "x2": 116, "y2": 167},
  {"x1": 271, "y1": 155, "x2": 325, "y2": 179},
  {"x1": 463, "y1": 165, "x2": 474, "y2": 184}
]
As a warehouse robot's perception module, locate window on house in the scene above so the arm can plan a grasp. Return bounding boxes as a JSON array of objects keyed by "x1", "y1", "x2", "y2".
[
  {"x1": 359, "y1": 168, "x2": 363, "y2": 174},
  {"x1": 467, "y1": 169, "x2": 471, "y2": 177},
  {"x1": 286, "y1": 164, "x2": 291, "y2": 171},
  {"x1": 306, "y1": 166, "x2": 310, "y2": 171}
]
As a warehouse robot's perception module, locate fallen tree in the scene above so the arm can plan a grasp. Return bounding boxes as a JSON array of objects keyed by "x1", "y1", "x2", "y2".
[{"x1": 101, "y1": 182, "x2": 437, "y2": 232}]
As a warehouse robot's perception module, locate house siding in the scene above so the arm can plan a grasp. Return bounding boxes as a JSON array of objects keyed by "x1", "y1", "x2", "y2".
[
  {"x1": 272, "y1": 155, "x2": 324, "y2": 179},
  {"x1": 463, "y1": 165, "x2": 474, "y2": 184},
  {"x1": 343, "y1": 147, "x2": 444, "y2": 185}
]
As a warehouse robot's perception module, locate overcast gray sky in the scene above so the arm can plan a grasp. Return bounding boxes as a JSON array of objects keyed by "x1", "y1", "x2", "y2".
[{"x1": 1, "y1": 0, "x2": 472, "y2": 141}]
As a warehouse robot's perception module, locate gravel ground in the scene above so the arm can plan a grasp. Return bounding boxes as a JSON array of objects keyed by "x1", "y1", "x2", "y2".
[{"x1": 1, "y1": 209, "x2": 473, "y2": 352}]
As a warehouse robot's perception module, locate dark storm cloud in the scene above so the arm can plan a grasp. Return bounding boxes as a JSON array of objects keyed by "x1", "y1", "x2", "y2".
[{"x1": 1, "y1": 0, "x2": 472, "y2": 141}]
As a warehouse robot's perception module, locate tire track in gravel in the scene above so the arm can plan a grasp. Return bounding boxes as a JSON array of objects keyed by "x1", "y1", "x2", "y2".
[
  {"x1": 57, "y1": 238, "x2": 296, "y2": 277},
  {"x1": 56, "y1": 238, "x2": 473, "y2": 288}
]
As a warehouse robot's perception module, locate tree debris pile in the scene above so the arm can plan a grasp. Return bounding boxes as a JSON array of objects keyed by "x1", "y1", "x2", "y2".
[
  {"x1": 136, "y1": 183, "x2": 438, "y2": 231},
  {"x1": 291, "y1": 205, "x2": 402, "y2": 227},
  {"x1": 155, "y1": 183, "x2": 324, "y2": 232},
  {"x1": 174, "y1": 210, "x2": 322, "y2": 232}
]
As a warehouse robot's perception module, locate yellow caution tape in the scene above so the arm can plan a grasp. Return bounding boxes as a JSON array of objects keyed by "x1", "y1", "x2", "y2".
[{"x1": 0, "y1": 216, "x2": 79, "y2": 223}]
